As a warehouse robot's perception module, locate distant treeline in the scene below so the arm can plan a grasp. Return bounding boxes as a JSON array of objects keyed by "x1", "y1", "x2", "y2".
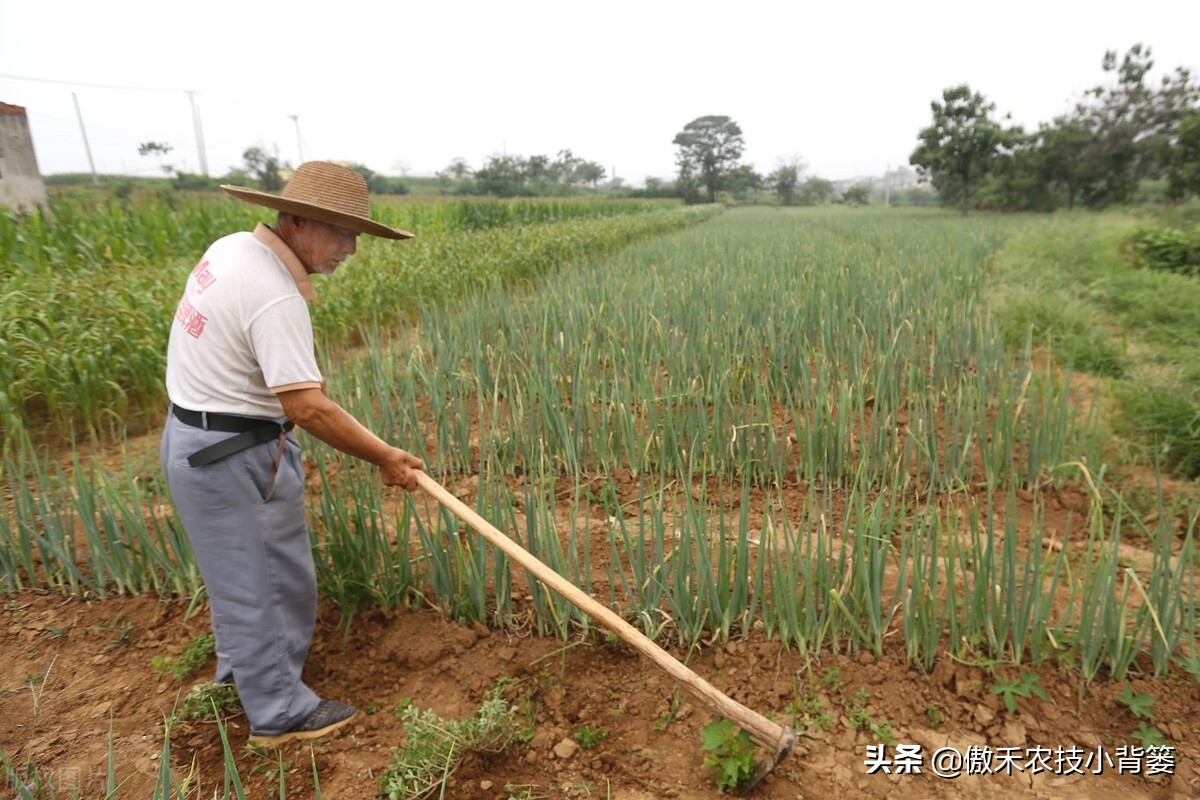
[{"x1": 911, "y1": 44, "x2": 1199, "y2": 214}]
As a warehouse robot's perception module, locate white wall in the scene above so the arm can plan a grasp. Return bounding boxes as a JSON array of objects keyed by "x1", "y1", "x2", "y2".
[{"x1": 0, "y1": 108, "x2": 49, "y2": 212}]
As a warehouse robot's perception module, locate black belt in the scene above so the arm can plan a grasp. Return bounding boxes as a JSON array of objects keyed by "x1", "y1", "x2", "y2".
[{"x1": 172, "y1": 405, "x2": 295, "y2": 468}]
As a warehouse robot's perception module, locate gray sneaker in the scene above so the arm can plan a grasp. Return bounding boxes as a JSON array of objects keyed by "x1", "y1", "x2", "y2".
[{"x1": 248, "y1": 700, "x2": 358, "y2": 747}]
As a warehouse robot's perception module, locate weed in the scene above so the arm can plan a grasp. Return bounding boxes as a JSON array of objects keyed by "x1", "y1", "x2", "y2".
[
  {"x1": 1115, "y1": 685, "x2": 1156, "y2": 719},
  {"x1": 844, "y1": 687, "x2": 896, "y2": 746},
  {"x1": 872, "y1": 720, "x2": 896, "y2": 745},
  {"x1": 171, "y1": 681, "x2": 241, "y2": 723},
  {"x1": 991, "y1": 672, "x2": 1048, "y2": 715},
  {"x1": 1179, "y1": 654, "x2": 1200, "y2": 684},
  {"x1": 820, "y1": 667, "x2": 845, "y2": 694},
  {"x1": 653, "y1": 688, "x2": 684, "y2": 732},
  {"x1": 784, "y1": 689, "x2": 835, "y2": 732},
  {"x1": 43, "y1": 624, "x2": 70, "y2": 640},
  {"x1": 845, "y1": 687, "x2": 871, "y2": 728},
  {"x1": 575, "y1": 724, "x2": 608, "y2": 749},
  {"x1": 380, "y1": 685, "x2": 524, "y2": 800},
  {"x1": 1131, "y1": 721, "x2": 1169, "y2": 749},
  {"x1": 700, "y1": 719, "x2": 756, "y2": 793},
  {"x1": 23, "y1": 660, "x2": 55, "y2": 717},
  {"x1": 251, "y1": 753, "x2": 293, "y2": 800},
  {"x1": 93, "y1": 614, "x2": 134, "y2": 651},
  {"x1": 925, "y1": 704, "x2": 944, "y2": 729},
  {"x1": 152, "y1": 633, "x2": 214, "y2": 681}
]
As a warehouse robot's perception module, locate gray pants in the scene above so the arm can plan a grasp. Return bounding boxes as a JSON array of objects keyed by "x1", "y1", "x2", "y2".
[{"x1": 161, "y1": 411, "x2": 319, "y2": 735}]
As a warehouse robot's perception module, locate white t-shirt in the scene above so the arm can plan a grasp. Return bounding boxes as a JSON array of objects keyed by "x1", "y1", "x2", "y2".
[{"x1": 165, "y1": 224, "x2": 323, "y2": 419}]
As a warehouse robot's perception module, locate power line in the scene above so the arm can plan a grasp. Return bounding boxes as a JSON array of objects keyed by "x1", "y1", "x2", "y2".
[
  {"x1": 0, "y1": 71, "x2": 185, "y2": 93},
  {"x1": 2, "y1": 72, "x2": 214, "y2": 176},
  {"x1": 2, "y1": 71, "x2": 315, "y2": 173},
  {"x1": 2, "y1": 73, "x2": 297, "y2": 121}
]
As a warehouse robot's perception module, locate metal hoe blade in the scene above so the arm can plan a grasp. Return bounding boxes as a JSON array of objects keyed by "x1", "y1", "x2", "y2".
[{"x1": 738, "y1": 726, "x2": 798, "y2": 794}]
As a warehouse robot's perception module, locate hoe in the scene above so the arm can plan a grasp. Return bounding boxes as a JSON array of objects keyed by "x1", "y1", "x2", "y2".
[{"x1": 417, "y1": 472, "x2": 797, "y2": 794}]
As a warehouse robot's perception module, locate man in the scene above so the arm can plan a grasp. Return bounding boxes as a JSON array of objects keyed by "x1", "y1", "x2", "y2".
[{"x1": 160, "y1": 161, "x2": 424, "y2": 746}]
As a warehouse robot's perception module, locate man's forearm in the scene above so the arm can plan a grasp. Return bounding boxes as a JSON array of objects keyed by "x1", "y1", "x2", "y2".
[{"x1": 281, "y1": 389, "x2": 396, "y2": 467}]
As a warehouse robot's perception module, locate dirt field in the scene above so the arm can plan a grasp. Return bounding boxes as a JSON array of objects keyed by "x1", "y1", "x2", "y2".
[{"x1": 2, "y1": 448, "x2": 1198, "y2": 799}]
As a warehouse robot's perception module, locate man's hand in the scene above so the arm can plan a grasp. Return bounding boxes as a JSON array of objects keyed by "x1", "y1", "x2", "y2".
[{"x1": 381, "y1": 448, "x2": 424, "y2": 491}]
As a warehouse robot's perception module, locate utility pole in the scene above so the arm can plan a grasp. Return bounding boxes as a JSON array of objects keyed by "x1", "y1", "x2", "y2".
[
  {"x1": 289, "y1": 114, "x2": 304, "y2": 163},
  {"x1": 884, "y1": 163, "x2": 891, "y2": 207},
  {"x1": 188, "y1": 91, "x2": 209, "y2": 176},
  {"x1": 71, "y1": 91, "x2": 99, "y2": 185}
]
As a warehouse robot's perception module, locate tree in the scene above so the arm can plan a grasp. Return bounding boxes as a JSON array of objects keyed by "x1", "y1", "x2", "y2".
[
  {"x1": 724, "y1": 164, "x2": 762, "y2": 198},
  {"x1": 526, "y1": 154, "x2": 554, "y2": 184},
  {"x1": 137, "y1": 141, "x2": 174, "y2": 176},
  {"x1": 797, "y1": 177, "x2": 835, "y2": 205},
  {"x1": 673, "y1": 115, "x2": 747, "y2": 204},
  {"x1": 575, "y1": 161, "x2": 607, "y2": 188},
  {"x1": 640, "y1": 176, "x2": 677, "y2": 199},
  {"x1": 768, "y1": 163, "x2": 801, "y2": 205},
  {"x1": 980, "y1": 132, "x2": 1059, "y2": 211},
  {"x1": 475, "y1": 154, "x2": 528, "y2": 197},
  {"x1": 551, "y1": 149, "x2": 584, "y2": 185},
  {"x1": 957, "y1": 45, "x2": 1198, "y2": 211},
  {"x1": 1035, "y1": 115, "x2": 1094, "y2": 209},
  {"x1": 348, "y1": 163, "x2": 408, "y2": 195},
  {"x1": 446, "y1": 157, "x2": 473, "y2": 180},
  {"x1": 242, "y1": 146, "x2": 285, "y2": 191},
  {"x1": 842, "y1": 185, "x2": 870, "y2": 205},
  {"x1": 1164, "y1": 111, "x2": 1200, "y2": 199},
  {"x1": 1077, "y1": 44, "x2": 1199, "y2": 205},
  {"x1": 910, "y1": 85, "x2": 1011, "y2": 215}
]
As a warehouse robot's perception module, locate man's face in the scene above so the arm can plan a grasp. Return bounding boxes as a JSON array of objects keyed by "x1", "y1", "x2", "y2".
[{"x1": 293, "y1": 219, "x2": 359, "y2": 275}]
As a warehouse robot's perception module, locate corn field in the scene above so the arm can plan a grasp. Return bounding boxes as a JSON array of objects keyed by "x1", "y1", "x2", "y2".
[{"x1": 0, "y1": 191, "x2": 689, "y2": 441}]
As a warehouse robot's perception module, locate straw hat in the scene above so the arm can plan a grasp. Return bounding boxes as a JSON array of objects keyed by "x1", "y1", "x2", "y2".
[{"x1": 221, "y1": 161, "x2": 413, "y2": 240}]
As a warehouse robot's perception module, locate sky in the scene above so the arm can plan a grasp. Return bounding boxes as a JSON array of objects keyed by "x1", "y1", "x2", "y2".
[{"x1": 2, "y1": 0, "x2": 1198, "y2": 187}]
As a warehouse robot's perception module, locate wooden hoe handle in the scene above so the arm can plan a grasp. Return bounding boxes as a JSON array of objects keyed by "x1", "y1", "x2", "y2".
[{"x1": 415, "y1": 471, "x2": 794, "y2": 754}]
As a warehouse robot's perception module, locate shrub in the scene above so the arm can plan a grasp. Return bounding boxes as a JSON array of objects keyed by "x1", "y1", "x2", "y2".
[{"x1": 1125, "y1": 225, "x2": 1200, "y2": 277}]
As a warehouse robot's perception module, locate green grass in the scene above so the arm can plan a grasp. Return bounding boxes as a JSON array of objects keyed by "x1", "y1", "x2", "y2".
[{"x1": 986, "y1": 210, "x2": 1200, "y2": 477}]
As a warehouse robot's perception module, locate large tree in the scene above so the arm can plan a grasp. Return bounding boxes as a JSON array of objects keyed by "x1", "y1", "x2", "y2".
[
  {"x1": 910, "y1": 85, "x2": 1011, "y2": 215},
  {"x1": 673, "y1": 115, "x2": 746, "y2": 204},
  {"x1": 768, "y1": 164, "x2": 800, "y2": 205},
  {"x1": 1080, "y1": 45, "x2": 1198, "y2": 205},
  {"x1": 798, "y1": 176, "x2": 835, "y2": 205},
  {"x1": 1165, "y1": 111, "x2": 1200, "y2": 199},
  {"x1": 1035, "y1": 115, "x2": 1095, "y2": 209},
  {"x1": 242, "y1": 146, "x2": 285, "y2": 191},
  {"x1": 574, "y1": 161, "x2": 607, "y2": 188},
  {"x1": 475, "y1": 154, "x2": 529, "y2": 197}
]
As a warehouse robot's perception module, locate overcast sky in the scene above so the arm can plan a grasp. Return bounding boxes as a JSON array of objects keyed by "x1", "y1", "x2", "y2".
[{"x1": 2, "y1": 1, "x2": 1197, "y2": 186}]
